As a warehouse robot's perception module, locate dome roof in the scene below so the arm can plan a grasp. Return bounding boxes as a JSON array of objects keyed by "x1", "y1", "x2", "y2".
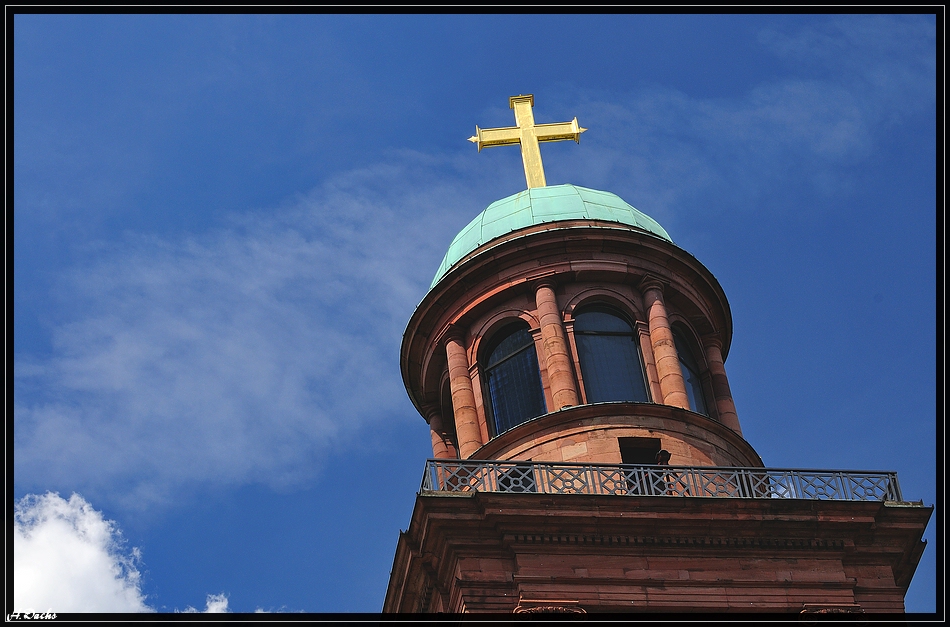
[{"x1": 431, "y1": 184, "x2": 673, "y2": 288}]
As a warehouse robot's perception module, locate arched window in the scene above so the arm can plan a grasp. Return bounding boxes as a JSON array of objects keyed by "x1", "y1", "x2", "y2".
[
  {"x1": 673, "y1": 328, "x2": 708, "y2": 415},
  {"x1": 482, "y1": 322, "x2": 547, "y2": 436},
  {"x1": 574, "y1": 306, "x2": 650, "y2": 403}
]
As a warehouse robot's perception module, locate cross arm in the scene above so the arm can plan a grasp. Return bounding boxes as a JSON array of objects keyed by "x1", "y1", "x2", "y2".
[
  {"x1": 534, "y1": 118, "x2": 587, "y2": 144},
  {"x1": 468, "y1": 125, "x2": 522, "y2": 152}
]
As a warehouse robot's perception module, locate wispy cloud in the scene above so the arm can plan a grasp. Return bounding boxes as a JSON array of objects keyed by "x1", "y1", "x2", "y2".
[
  {"x1": 15, "y1": 157, "x2": 480, "y2": 509},
  {"x1": 14, "y1": 15, "x2": 934, "y2": 513},
  {"x1": 554, "y1": 15, "x2": 935, "y2": 229}
]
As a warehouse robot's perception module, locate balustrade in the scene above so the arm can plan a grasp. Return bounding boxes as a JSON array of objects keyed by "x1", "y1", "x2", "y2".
[{"x1": 421, "y1": 459, "x2": 902, "y2": 502}]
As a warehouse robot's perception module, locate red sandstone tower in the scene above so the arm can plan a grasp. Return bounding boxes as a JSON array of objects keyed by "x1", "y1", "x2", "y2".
[{"x1": 383, "y1": 95, "x2": 931, "y2": 614}]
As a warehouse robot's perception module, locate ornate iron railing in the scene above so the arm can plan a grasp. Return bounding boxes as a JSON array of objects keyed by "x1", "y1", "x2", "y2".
[{"x1": 421, "y1": 459, "x2": 902, "y2": 502}]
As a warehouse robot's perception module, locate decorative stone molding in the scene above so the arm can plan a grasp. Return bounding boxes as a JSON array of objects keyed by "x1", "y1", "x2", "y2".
[
  {"x1": 504, "y1": 533, "x2": 847, "y2": 551},
  {"x1": 513, "y1": 604, "x2": 586, "y2": 614},
  {"x1": 513, "y1": 597, "x2": 585, "y2": 614},
  {"x1": 800, "y1": 604, "x2": 864, "y2": 613}
]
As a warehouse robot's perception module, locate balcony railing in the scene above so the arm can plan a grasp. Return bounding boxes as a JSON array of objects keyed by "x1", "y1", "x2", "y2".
[{"x1": 421, "y1": 459, "x2": 903, "y2": 502}]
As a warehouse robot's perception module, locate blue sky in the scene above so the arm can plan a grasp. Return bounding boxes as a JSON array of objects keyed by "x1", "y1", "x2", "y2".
[{"x1": 13, "y1": 14, "x2": 937, "y2": 613}]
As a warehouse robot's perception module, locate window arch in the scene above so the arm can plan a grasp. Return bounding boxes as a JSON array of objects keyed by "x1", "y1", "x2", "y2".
[
  {"x1": 574, "y1": 305, "x2": 650, "y2": 403},
  {"x1": 672, "y1": 327, "x2": 708, "y2": 415},
  {"x1": 481, "y1": 321, "x2": 547, "y2": 436}
]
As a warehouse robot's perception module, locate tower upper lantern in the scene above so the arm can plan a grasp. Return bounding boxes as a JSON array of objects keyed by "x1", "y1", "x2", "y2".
[{"x1": 403, "y1": 94, "x2": 749, "y2": 466}]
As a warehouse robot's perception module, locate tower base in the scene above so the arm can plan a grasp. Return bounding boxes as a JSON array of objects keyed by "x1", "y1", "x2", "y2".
[{"x1": 384, "y1": 491, "x2": 931, "y2": 614}]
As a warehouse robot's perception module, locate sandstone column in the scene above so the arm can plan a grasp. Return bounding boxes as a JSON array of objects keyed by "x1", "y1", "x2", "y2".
[
  {"x1": 637, "y1": 322, "x2": 664, "y2": 404},
  {"x1": 534, "y1": 280, "x2": 579, "y2": 410},
  {"x1": 701, "y1": 336, "x2": 742, "y2": 435},
  {"x1": 444, "y1": 329, "x2": 484, "y2": 458},
  {"x1": 640, "y1": 277, "x2": 690, "y2": 409},
  {"x1": 425, "y1": 406, "x2": 456, "y2": 459}
]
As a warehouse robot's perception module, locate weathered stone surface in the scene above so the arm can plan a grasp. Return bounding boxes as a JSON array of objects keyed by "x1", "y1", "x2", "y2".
[{"x1": 383, "y1": 492, "x2": 931, "y2": 614}]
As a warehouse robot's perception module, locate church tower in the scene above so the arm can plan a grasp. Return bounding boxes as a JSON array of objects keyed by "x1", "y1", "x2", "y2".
[{"x1": 384, "y1": 95, "x2": 931, "y2": 614}]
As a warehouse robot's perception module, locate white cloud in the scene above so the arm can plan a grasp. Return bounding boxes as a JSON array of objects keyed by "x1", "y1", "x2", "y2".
[
  {"x1": 181, "y1": 593, "x2": 230, "y2": 613},
  {"x1": 15, "y1": 493, "x2": 252, "y2": 614},
  {"x1": 13, "y1": 492, "x2": 151, "y2": 613},
  {"x1": 14, "y1": 158, "x2": 479, "y2": 508}
]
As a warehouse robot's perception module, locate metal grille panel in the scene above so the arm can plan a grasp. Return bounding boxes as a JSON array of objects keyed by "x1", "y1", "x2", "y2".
[{"x1": 421, "y1": 460, "x2": 902, "y2": 502}]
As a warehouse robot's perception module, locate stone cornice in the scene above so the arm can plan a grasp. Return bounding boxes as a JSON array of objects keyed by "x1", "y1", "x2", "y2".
[{"x1": 384, "y1": 488, "x2": 932, "y2": 612}]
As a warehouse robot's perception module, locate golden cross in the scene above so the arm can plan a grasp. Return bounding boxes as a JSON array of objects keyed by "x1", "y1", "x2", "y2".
[{"x1": 468, "y1": 94, "x2": 586, "y2": 189}]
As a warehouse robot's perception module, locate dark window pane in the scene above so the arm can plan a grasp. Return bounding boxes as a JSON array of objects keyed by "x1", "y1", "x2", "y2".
[
  {"x1": 674, "y1": 330, "x2": 708, "y2": 415},
  {"x1": 484, "y1": 325, "x2": 546, "y2": 436},
  {"x1": 576, "y1": 333, "x2": 649, "y2": 402},
  {"x1": 574, "y1": 310, "x2": 632, "y2": 333},
  {"x1": 487, "y1": 327, "x2": 535, "y2": 368},
  {"x1": 681, "y1": 364, "x2": 707, "y2": 415},
  {"x1": 575, "y1": 308, "x2": 649, "y2": 403},
  {"x1": 674, "y1": 330, "x2": 701, "y2": 373}
]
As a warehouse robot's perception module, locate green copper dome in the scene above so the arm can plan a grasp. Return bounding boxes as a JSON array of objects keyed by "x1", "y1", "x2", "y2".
[{"x1": 431, "y1": 184, "x2": 673, "y2": 288}]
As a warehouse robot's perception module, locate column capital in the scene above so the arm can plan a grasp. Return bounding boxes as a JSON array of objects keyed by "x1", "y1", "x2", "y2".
[
  {"x1": 422, "y1": 404, "x2": 443, "y2": 429},
  {"x1": 532, "y1": 277, "x2": 558, "y2": 293},
  {"x1": 639, "y1": 275, "x2": 666, "y2": 294},
  {"x1": 442, "y1": 324, "x2": 467, "y2": 345},
  {"x1": 701, "y1": 334, "x2": 723, "y2": 351}
]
